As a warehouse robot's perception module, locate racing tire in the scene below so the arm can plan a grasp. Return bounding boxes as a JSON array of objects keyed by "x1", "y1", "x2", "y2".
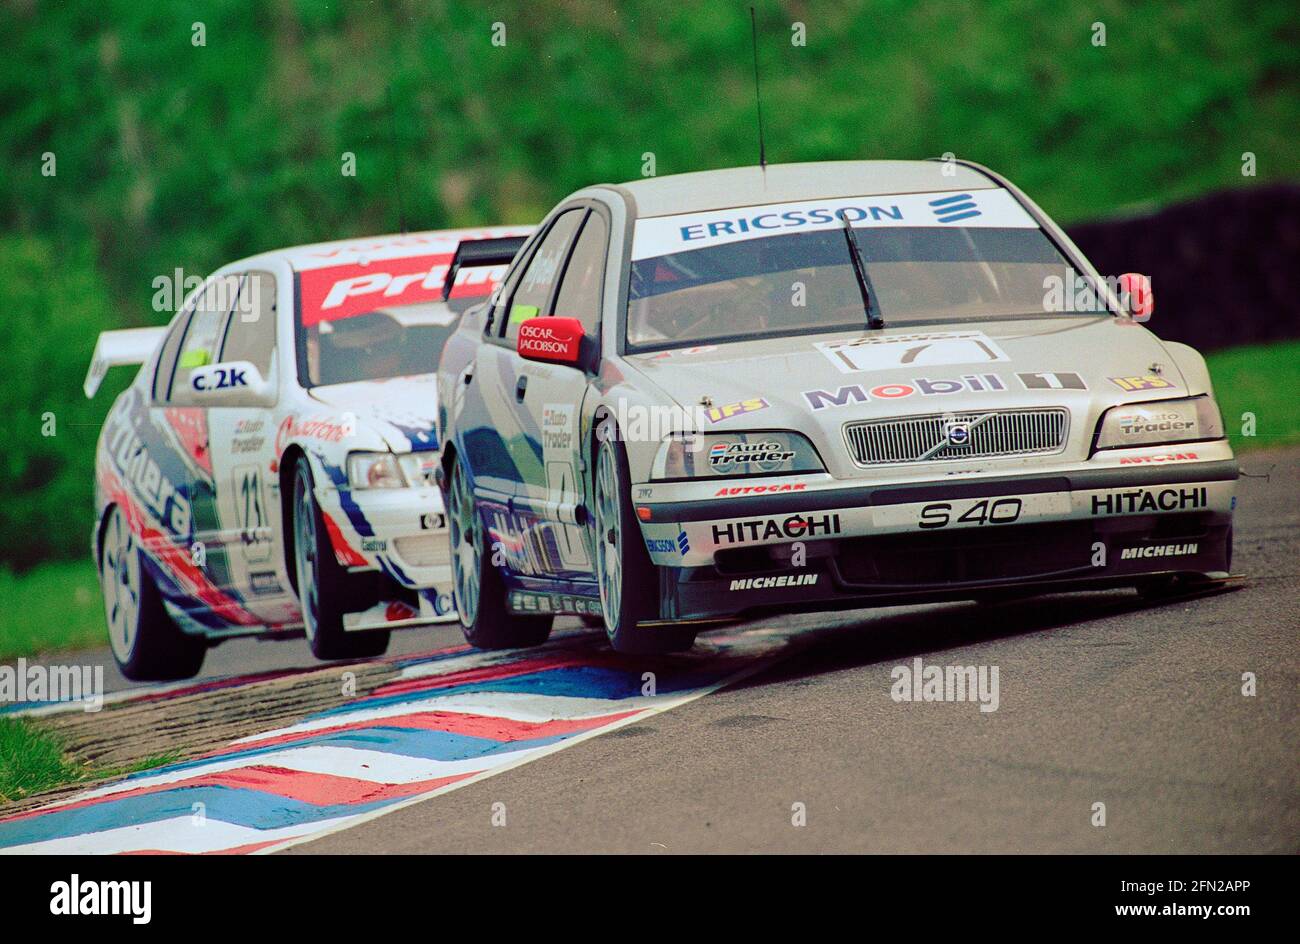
[
  {"x1": 448, "y1": 456, "x2": 553, "y2": 649},
  {"x1": 291, "y1": 460, "x2": 390, "y2": 661},
  {"x1": 100, "y1": 504, "x2": 206, "y2": 682},
  {"x1": 592, "y1": 432, "x2": 696, "y2": 655}
]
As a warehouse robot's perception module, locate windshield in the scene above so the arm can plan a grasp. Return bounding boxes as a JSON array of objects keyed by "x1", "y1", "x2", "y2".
[
  {"x1": 301, "y1": 304, "x2": 461, "y2": 386},
  {"x1": 295, "y1": 251, "x2": 501, "y2": 387},
  {"x1": 627, "y1": 190, "x2": 1089, "y2": 351}
]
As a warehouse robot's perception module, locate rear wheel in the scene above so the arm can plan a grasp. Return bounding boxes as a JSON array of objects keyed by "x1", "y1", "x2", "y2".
[
  {"x1": 592, "y1": 433, "x2": 696, "y2": 655},
  {"x1": 100, "y1": 505, "x2": 206, "y2": 681},
  {"x1": 449, "y1": 456, "x2": 552, "y2": 649},
  {"x1": 292, "y1": 461, "x2": 390, "y2": 661}
]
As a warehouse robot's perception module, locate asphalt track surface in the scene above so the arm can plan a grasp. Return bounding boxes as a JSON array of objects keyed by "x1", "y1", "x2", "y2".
[{"x1": 5, "y1": 447, "x2": 1297, "y2": 854}]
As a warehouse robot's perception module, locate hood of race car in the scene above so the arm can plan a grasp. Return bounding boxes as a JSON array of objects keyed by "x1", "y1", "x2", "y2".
[
  {"x1": 306, "y1": 373, "x2": 440, "y2": 453},
  {"x1": 627, "y1": 316, "x2": 1189, "y2": 476}
]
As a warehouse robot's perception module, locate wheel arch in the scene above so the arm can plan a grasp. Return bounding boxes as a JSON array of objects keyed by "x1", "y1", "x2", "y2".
[{"x1": 279, "y1": 444, "x2": 308, "y2": 593}]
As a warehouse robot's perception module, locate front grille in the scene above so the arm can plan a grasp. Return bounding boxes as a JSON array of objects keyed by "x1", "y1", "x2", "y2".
[
  {"x1": 844, "y1": 408, "x2": 1068, "y2": 465},
  {"x1": 392, "y1": 535, "x2": 450, "y2": 568}
]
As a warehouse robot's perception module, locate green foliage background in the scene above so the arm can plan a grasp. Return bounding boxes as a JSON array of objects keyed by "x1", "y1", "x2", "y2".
[{"x1": 0, "y1": 0, "x2": 1297, "y2": 569}]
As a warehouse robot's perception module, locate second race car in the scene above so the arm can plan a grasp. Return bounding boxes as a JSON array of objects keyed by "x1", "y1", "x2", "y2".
[{"x1": 86, "y1": 226, "x2": 529, "y2": 678}]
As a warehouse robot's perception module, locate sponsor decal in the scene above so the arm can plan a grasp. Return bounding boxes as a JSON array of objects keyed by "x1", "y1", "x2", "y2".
[
  {"x1": 704, "y1": 397, "x2": 769, "y2": 424},
  {"x1": 928, "y1": 192, "x2": 981, "y2": 224},
  {"x1": 419, "y1": 512, "x2": 447, "y2": 530},
  {"x1": 804, "y1": 373, "x2": 1006, "y2": 411},
  {"x1": 729, "y1": 574, "x2": 820, "y2": 591},
  {"x1": 542, "y1": 405, "x2": 573, "y2": 450},
  {"x1": 231, "y1": 417, "x2": 266, "y2": 455},
  {"x1": 817, "y1": 331, "x2": 1008, "y2": 374},
  {"x1": 191, "y1": 364, "x2": 248, "y2": 391},
  {"x1": 249, "y1": 570, "x2": 282, "y2": 595},
  {"x1": 630, "y1": 189, "x2": 1038, "y2": 260},
  {"x1": 1117, "y1": 451, "x2": 1200, "y2": 465},
  {"x1": 1109, "y1": 375, "x2": 1175, "y2": 392},
  {"x1": 508, "y1": 590, "x2": 602, "y2": 615},
  {"x1": 360, "y1": 537, "x2": 388, "y2": 552},
  {"x1": 298, "y1": 251, "x2": 504, "y2": 326},
  {"x1": 1119, "y1": 543, "x2": 1199, "y2": 560},
  {"x1": 1113, "y1": 410, "x2": 1196, "y2": 438},
  {"x1": 1017, "y1": 371, "x2": 1087, "y2": 391},
  {"x1": 646, "y1": 531, "x2": 690, "y2": 555},
  {"x1": 714, "y1": 482, "x2": 808, "y2": 496},
  {"x1": 1091, "y1": 487, "x2": 1207, "y2": 516},
  {"x1": 105, "y1": 407, "x2": 193, "y2": 536},
  {"x1": 711, "y1": 513, "x2": 841, "y2": 545},
  {"x1": 517, "y1": 318, "x2": 582, "y2": 363},
  {"x1": 275, "y1": 415, "x2": 351, "y2": 454},
  {"x1": 707, "y1": 440, "x2": 794, "y2": 471}
]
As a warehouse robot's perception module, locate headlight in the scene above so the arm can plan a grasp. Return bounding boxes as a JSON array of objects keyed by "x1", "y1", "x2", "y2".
[
  {"x1": 1095, "y1": 396, "x2": 1224, "y2": 450},
  {"x1": 347, "y1": 452, "x2": 406, "y2": 489},
  {"x1": 653, "y1": 432, "x2": 824, "y2": 480},
  {"x1": 397, "y1": 452, "x2": 440, "y2": 487}
]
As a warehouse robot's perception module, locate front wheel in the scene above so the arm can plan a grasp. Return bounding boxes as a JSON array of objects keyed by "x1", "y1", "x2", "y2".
[
  {"x1": 292, "y1": 460, "x2": 390, "y2": 661},
  {"x1": 592, "y1": 433, "x2": 696, "y2": 655},
  {"x1": 448, "y1": 456, "x2": 552, "y2": 649},
  {"x1": 100, "y1": 505, "x2": 206, "y2": 681}
]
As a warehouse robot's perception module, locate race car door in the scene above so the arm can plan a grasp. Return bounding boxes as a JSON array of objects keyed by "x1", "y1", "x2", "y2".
[
  {"x1": 163, "y1": 271, "x2": 293, "y2": 624},
  {"x1": 497, "y1": 207, "x2": 607, "y2": 579},
  {"x1": 201, "y1": 270, "x2": 298, "y2": 622}
]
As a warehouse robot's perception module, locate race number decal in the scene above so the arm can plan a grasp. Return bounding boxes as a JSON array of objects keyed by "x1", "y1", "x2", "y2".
[
  {"x1": 816, "y1": 331, "x2": 1009, "y2": 374},
  {"x1": 233, "y1": 464, "x2": 274, "y2": 562}
]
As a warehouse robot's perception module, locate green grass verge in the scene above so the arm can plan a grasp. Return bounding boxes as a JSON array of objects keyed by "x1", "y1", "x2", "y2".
[
  {"x1": 1206, "y1": 340, "x2": 1300, "y2": 451},
  {"x1": 0, "y1": 716, "x2": 182, "y2": 804},
  {"x1": 0, "y1": 716, "x2": 78, "y2": 804},
  {"x1": 0, "y1": 559, "x2": 104, "y2": 662}
]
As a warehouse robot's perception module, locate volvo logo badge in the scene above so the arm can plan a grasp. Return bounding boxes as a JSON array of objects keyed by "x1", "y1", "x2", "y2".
[{"x1": 945, "y1": 420, "x2": 971, "y2": 446}]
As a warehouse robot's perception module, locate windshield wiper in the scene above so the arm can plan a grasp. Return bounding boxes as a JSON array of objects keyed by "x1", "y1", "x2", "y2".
[{"x1": 840, "y1": 214, "x2": 885, "y2": 330}]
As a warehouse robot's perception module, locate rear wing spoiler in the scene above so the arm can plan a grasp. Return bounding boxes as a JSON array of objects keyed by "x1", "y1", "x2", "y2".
[
  {"x1": 441, "y1": 235, "x2": 529, "y2": 302},
  {"x1": 84, "y1": 326, "x2": 167, "y2": 398}
]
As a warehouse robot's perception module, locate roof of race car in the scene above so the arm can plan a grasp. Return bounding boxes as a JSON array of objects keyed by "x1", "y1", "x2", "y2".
[
  {"x1": 224, "y1": 225, "x2": 533, "y2": 273},
  {"x1": 612, "y1": 160, "x2": 999, "y2": 219}
]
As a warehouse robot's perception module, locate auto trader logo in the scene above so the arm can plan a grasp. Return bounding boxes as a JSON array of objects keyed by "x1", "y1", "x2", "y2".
[{"x1": 928, "y1": 193, "x2": 982, "y2": 224}]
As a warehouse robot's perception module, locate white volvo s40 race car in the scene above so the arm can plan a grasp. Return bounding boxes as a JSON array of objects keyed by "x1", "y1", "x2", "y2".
[
  {"x1": 436, "y1": 160, "x2": 1236, "y2": 655},
  {"x1": 86, "y1": 227, "x2": 529, "y2": 679}
]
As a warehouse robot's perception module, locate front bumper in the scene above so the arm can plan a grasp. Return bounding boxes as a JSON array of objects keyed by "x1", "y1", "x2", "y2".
[
  {"x1": 635, "y1": 451, "x2": 1237, "y2": 621},
  {"x1": 316, "y1": 484, "x2": 452, "y2": 589}
]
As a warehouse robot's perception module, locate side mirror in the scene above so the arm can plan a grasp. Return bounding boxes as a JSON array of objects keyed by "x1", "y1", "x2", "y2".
[
  {"x1": 517, "y1": 316, "x2": 586, "y2": 367},
  {"x1": 185, "y1": 361, "x2": 276, "y2": 407},
  {"x1": 1117, "y1": 273, "x2": 1154, "y2": 322}
]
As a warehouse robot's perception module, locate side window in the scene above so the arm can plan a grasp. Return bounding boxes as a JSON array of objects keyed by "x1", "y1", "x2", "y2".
[
  {"x1": 168, "y1": 275, "x2": 239, "y2": 402},
  {"x1": 218, "y1": 271, "x2": 277, "y2": 377},
  {"x1": 152, "y1": 305, "x2": 193, "y2": 403},
  {"x1": 502, "y1": 209, "x2": 584, "y2": 342},
  {"x1": 552, "y1": 212, "x2": 608, "y2": 336}
]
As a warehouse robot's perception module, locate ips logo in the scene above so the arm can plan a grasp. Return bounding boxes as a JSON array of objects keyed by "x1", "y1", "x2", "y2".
[{"x1": 929, "y1": 193, "x2": 981, "y2": 224}]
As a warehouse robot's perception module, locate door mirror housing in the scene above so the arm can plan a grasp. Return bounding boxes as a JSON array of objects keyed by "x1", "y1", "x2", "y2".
[
  {"x1": 517, "y1": 316, "x2": 587, "y2": 367},
  {"x1": 184, "y1": 361, "x2": 276, "y2": 407},
  {"x1": 1117, "y1": 272, "x2": 1154, "y2": 322}
]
